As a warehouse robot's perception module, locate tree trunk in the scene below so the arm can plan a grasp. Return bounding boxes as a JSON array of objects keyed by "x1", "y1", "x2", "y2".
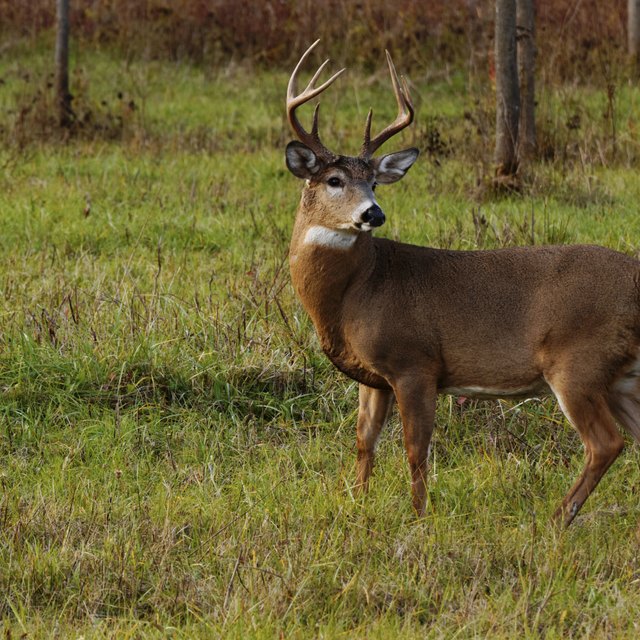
[
  {"x1": 517, "y1": 0, "x2": 536, "y2": 161},
  {"x1": 494, "y1": 0, "x2": 520, "y2": 178},
  {"x1": 629, "y1": 0, "x2": 640, "y2": 71},
  {"x1": 55, "y1": 0, "x2": 72, "y2": 127}
]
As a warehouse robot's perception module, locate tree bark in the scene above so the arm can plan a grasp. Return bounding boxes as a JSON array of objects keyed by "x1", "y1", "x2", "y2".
[
  {"x1": 517, "y1": 0, "x2": 536, "y2": 161},
  {"x1": 629, "y1": 0, "x2": 640, "y2": 71},
  {"x1": 55, "y1": 0, "x2": 72, "y2": 127},
  {"x1": 494, "y1": 0, "x2": 520, "y2": 178}
]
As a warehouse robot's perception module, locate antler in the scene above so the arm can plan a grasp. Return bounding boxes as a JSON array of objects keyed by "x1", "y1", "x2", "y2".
[
  {"x1": 360, "y1": 51, "x2": 414, "y2": 159},
  {"x1": 287, "y1": 40, "x2": 345, "y2": 162}
]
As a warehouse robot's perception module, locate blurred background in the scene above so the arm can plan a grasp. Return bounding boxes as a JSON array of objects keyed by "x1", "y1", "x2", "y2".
[
  {"x1": 0, "y1": 0, "x2": 628, "y2": 75},
  {"x1": 1, "y1": 0, "x2": 636, "y2": 174}
]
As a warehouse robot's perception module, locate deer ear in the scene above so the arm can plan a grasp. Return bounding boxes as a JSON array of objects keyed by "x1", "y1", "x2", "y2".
[
  {"x1": 286, "y1": 141, "x2": 323, "y2": 179},
  {"x1": 372, "y1": 147, "x2": 419, "y2": 184}
]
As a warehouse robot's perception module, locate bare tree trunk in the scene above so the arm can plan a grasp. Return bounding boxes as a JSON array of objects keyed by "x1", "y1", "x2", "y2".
[
  {"x1": 55, "y1": 0, "x2": 72, "y2": 127},
  {"x1": 629, "y1": 0, "x2": 640, "y2": 71},
  {"x1": 494, "y1": 0, "x2": 520, "y2": 178},
  {"x1": 517, "y1": 0, "x2": 536, "y2": 161}
]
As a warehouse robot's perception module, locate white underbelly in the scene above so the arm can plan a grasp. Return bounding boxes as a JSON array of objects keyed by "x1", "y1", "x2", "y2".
[{"x1": 440, "y1": 383, "x2": 550, "y2": 399}]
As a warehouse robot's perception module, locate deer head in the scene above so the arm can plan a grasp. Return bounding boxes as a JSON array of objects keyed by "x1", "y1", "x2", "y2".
[{"x1": 285, "y1": 41, "x2": 419, "y2": 234}]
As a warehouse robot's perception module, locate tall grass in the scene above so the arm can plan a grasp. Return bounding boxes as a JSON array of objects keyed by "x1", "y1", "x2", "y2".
[{"x1": 1, "y1": 41, "x2": 640, "y2": 638}]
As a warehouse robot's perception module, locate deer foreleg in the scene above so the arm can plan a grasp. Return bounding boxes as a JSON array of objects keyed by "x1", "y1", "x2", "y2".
[
  {"x1": 393, "y1": 375, "x2": 437, "y2": 516},
  {"x1": 355, "y1": 384, "x2": 395, "y2": 492}
]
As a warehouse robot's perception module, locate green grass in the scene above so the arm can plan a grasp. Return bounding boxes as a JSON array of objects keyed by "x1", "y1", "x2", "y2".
[{"x1": 2, "y1": 45, "x2": 640, "y2": 638}]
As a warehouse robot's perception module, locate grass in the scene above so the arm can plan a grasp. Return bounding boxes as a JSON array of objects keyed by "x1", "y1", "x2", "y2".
[{"x1": 1, "y1": 44, "x2": 640, "y2": 638}]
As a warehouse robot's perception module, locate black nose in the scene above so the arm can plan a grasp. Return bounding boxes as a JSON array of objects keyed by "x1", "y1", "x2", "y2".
[{"x1": 361, "y1": 204, "x2": 385, "y2": 227}]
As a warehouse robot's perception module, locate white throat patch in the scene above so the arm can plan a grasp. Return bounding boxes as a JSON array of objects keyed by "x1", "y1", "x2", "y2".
[{"x1": 303, "y1": 225, "x2": 357, "y2": 250}]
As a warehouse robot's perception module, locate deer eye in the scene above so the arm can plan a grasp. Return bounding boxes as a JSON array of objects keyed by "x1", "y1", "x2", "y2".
[{"x1": 327, "y1": 177, "x2": 343, "y2": 188}]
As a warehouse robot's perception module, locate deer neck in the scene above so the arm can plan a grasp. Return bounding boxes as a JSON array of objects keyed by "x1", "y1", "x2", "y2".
[{"x1": 289, "y1": 206, "x2": 375, "y2": 343}]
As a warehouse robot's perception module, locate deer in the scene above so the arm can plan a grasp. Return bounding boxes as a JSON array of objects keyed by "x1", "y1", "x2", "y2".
[{"x1": 285, "y1": 40, "x2": 640, "y2": 527}]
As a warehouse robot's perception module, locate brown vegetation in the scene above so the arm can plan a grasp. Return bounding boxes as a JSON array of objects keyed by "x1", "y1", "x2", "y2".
[{"x1": 0, "y1": 0, "x2": 629, "y2": 78}]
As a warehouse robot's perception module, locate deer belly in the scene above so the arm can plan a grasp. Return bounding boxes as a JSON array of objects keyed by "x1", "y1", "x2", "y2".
[{"x1": 440, "y1": 380, "x2": 550, "y2": 399}]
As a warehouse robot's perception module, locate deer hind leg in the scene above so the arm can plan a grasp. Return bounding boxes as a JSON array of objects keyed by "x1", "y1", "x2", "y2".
[
  {"x1": 548, "y1": 379, "x2": 625, "y2": 527},
  {"x1": 355, "y1": 385, "x2": 395, "y2": 492},
  {"x1": 392, "y1": 375, "x2": 437, "y2": 516}
]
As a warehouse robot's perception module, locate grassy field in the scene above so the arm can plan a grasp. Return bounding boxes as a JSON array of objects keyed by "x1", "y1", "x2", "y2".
[{"x1": 2, "y1": 43, "x2": 640, "y2": 638}]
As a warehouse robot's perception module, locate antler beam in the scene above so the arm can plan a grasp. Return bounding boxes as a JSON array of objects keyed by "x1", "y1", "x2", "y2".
[
  {"x1": 360, "y1": 51, "x2": 414, "y2": 159},
  {"x1": 286, "y1": 40, "x2": 345, "y2": 162}
]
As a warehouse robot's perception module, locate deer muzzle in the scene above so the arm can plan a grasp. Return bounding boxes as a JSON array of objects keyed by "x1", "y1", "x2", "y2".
[{"x1": 361, "y1": 204, "x2": 386, "y2": 228}]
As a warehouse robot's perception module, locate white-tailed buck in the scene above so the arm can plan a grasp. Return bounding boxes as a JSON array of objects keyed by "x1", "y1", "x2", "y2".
[{"x1": 285, "y1": 41, "x2": 640, "y2": 526}]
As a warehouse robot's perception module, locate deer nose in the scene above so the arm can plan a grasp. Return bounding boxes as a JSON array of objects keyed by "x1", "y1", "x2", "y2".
[{"x1": 361, "y1": 204, "x2": 386, "y2": 227}]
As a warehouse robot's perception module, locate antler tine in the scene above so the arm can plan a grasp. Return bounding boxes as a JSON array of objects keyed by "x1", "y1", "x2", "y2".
[
  {"x1": 286, "y1": 39, "x2": 319, "y2": 101},
  {"x1": 286, "y1": 40, "x2": 346, "y2": 161},
  {"x1": 363, "y1": 108, "x2": 373, "y2": 148},
  {"x1": 401, "y1": 75, "x2": 413, "y2": 110},
  {"x1": 305, "y1": 59, "x2": 338, "y2": 96},
  {"x1": 360, "y1": 50, "x2": 415, "y2": 159},
  {"x1": 311, "y1": 103, "x2": 321, "y2": 138}
]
